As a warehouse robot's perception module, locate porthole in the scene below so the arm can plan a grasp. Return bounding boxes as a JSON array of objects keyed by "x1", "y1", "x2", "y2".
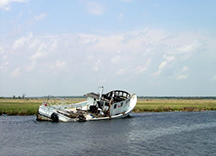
[{"x1": 114, "y1": 104, "x2": 117, "y2": 109}]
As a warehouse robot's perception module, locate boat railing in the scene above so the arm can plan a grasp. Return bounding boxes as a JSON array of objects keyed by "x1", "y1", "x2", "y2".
[
  {"x1": 43, "y1": 95, "x2": 87, "y2": 111},
  {"x1": 43, "y1": 95, "x2": 74, "y2": 111},
  {"x1": 45, "y1": 95, "x2": 67, "y2": 106}
]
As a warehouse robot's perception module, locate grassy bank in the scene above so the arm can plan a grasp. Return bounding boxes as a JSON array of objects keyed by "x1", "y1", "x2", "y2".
[
  {"x1": 134, "y1": 99, "x2": 216, "y2": 112},
  {"x1": 0, "y1": 98, "x2": 216, "y2": 115},
  {"x1": 0, "y1": 99, "x2": 42, "y2": 115},
  {"x1": 0, "y1": 98, "x2": 85, "y2": 115}
]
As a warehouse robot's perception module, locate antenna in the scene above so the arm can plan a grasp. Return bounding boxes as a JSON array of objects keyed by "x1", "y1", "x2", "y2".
[{"x1": 98, "y1": 86, "x2": 104, "y2": 101}]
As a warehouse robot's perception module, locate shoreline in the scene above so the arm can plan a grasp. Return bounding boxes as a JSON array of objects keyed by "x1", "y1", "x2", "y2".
[
  {"x1": 1, "y1": 110, "x2": 216, "y2": 116},
  {"x1": 133, "y1": 108, "x2": 216, "y2": 113},
  {"x1": 1, "y1": 98, "x2": 216, "y2": 116}
]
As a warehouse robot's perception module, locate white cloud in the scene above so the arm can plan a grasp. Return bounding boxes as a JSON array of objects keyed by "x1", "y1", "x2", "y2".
[
  {"x1": 86, "y1": 2, "x2": 106, "y2": 15},
  {"x1": 11, "y1": 67, "x2": 21, "y2": 77},
  {"x1": 87, "y1": 55, "x2": 94, "y2": 60},
  {"x1": 55, "y1": 60, "x2": 66, "y2": 68},
  {"x1": 159, "y1": 61, "x2": 167, "y2": 70},
  {"x1": 177, "y1": 74, "x2": 188, "y2": 80},
  {"x1": 163, "y1": 40, "x2": 202, "y2": 61},
  {"x1": 13, "y1": 32, "x2": 33, "y2": 50},
  {"x1": 111, "y1": 55, "x2": 121, "y2": 63},
  {"x1": 0, "y1": 0, "x2": 12, "y2": 10},
  {"x1": 92, "y1": 66, "x2": 99, "y2": 71},
  {"x1": 30, "y1": 43, "x2": 48, "y2": 60},
  {"x1": 0, "y1": 0, "x2": 27, "y2": 11},
  {"x1": 30, "y1": 51, "x2": 43, "y2": 60},
  {"x1": 136, "y1": 59, "x2": 151, "y2": 74},
  {"x1": 2, "y1": 55, "x2": 7, "y2": 60},
  {"x1": 163, "y1": 55, "x2": 175, "y2": 62},
  {"x1": 176, "y1": 66, "x2": 189, "y2": 80},
  {"x1": 92, "y1": 59, "x2": 101, "y2": 71},
  {"x1": 27, "y1": 13, "x2": 48, "y2": 25},
  {"x1": 78, "y1": 33, "x2": 99, "y2": 46},
  {"x1": 155, "y1": 54, "x2": 176, "y2": 76},
  {"x1": 48, "y1": 60, "x2": 67, "y2": 74},
  {"x1": 4, "y1": 29, "x2": 213, "y2": 90},
  {"x1": 12, "y1": 30, "x2": 202, "y2": 80},
  {"x1": 0, "y1": 46, "x2": 4, "y2": 54},
  {"x1": 155, "y1": 55, "x2": 175, "y2": 75},
  {"x1": 181, "y1": 66, "x2": 189, "y2": 72},
  {"x1": 156, "y1": 55, "x2": 175, "y2": 75},
  {"x1": 0, "y1": 0, "x2": 10, "y2": 7},
  {"x1": 96, "y1": 59, "x2": 101, "y2": 64},
  {"x1": 0, "y1": 61, "x2": 10, "y2": 72},
  {"x1": 29, "y1": 39, "x2": 40, "y2": 49},
  {"x1": 214, "y1": 75, "x2": 216, "y2": 81},
  {"x1": 155, "y1": 61, "x2": 167, "y2": 76},
  {"x1": 33, "y1": 13, "x2": 47, "y2": 21},
  {"x1": 177, "y1": 40, "x2": 201, "y2": 53},
  {"x1": 117, "y1": 69, "x2": 125, "y2": 75},
  {"x1": 118, "y1": 13, "x2": 124, "y2": 20},
  {"x1": 136, "y1": 66, "x2": 147, "y2": 74},
  {"x1": 26, "y1": 60, "x2": 36, "y2": 72},
  {"x1": 1, "y1": 27, "x2": 216, "y2": 96},
  {"x1": 17, "y1": 11, "x2": 23, "y2": 20}
]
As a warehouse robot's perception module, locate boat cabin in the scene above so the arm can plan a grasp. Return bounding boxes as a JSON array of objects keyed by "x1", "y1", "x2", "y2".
[{"x1": 83, "y1": 90, "x2": 131, "y2": 116}]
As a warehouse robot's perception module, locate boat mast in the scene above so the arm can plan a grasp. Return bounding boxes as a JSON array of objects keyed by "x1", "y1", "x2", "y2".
[{"x1": 98, "y1": 86, "x2": 104, "y2": 101}]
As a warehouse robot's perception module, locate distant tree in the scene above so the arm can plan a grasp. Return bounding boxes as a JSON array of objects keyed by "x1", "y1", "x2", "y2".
[
  {"x1": 22, "y1": 93, "x2": 26, "y2": 99},
  {"x1": 13, "y1": 95, "x2": 16, "y2": 99},
  {"x1": 18, "y1": 96, "x2": 21, "y2": 99}
]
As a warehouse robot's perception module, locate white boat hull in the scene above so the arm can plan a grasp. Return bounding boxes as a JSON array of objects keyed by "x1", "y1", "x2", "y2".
[{"x1": 37, "y1": 89, "x2": 137, "y2": 122}]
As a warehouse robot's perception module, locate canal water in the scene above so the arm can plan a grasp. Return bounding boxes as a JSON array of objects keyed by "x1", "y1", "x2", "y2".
[{"x1": 0, "y1": 111, "x2": 216, "y2": 156}]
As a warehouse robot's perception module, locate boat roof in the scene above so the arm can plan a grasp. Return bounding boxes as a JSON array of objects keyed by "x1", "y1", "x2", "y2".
[
  {"x1": 84, "y1": 90, "x2": 131, "y2": 102},
  {"x1": 84, "y1": 92, "x2": 99, "y2": 99}
]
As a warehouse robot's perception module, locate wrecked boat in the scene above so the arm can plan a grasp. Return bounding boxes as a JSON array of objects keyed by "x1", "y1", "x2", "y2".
[{"x1": 37, "y1": 87, "x2": 137, "y2": 122}]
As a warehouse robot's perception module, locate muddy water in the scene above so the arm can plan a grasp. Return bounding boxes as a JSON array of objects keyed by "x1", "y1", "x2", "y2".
[{"x1": 0, "y1": 111, "x2": 216, "y2": 156}]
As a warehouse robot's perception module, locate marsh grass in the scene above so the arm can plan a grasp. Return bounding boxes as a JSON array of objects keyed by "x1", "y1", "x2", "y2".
[
  {"x1": 133, "y1": 99, "x2": 216, "y2": 112},
  {"x1": 0, "y1": 98, "x2": 85, "y2": 115},
  {"x1": 0, "y1": 98, "x2": 216, "y2": 115}
]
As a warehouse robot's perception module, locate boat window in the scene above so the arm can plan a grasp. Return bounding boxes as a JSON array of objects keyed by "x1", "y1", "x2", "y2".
[
  {"x1": 121, "y1": 103, "x2": 123, "y2": 107},
  {"x1": 126, "y1": 100, "x2": 129, "y2": 105},
  {"x1": 119, "y1": 92, "x2": 122, "y2": 96},
  {"x1": 114, "y1": 104, "x2": 117, "y2": 109}
]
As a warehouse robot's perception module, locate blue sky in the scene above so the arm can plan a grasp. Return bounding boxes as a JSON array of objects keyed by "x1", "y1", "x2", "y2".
[{"x1": 0, "y1": 0, "x2": 216, "y2": 96}]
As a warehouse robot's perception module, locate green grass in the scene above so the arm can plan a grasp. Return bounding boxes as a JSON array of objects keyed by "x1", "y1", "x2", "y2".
[
  {"x1": 0, "y1": 98, "x2": 216, "y2": 115},
  {"x1": 0, "y1": 99, "x2": 42, "y2": 115},
  {"x1": 0, "y1": 99, "x2": 84, "y2": 115},
  {"x1": 133, "y1": 99, "x2": 216, "y2": 112}
]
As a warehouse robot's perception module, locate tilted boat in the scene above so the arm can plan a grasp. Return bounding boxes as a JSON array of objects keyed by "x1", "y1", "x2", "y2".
[{"x1": 37, "y1": 87, "x2": 137, "y2": 122}]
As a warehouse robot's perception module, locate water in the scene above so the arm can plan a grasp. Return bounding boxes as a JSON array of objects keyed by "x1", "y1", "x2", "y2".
[{"x1": 0, "y1": 111, "x2": 216, "y2": 156}]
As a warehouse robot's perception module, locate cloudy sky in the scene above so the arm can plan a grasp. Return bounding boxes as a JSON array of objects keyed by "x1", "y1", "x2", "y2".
[{"x1": 0, "y1": 0, "x2": 216, "y2": 96}]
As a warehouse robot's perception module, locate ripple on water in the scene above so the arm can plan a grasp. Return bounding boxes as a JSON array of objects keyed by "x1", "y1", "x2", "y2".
[{"x1": 0, "y1": 111, "x2": 216, "y2": 156}]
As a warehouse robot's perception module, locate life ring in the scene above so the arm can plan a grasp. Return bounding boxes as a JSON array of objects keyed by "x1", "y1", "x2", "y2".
[{"x1": 51, "y1": 113, "x2": 59, "y2": 122}]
